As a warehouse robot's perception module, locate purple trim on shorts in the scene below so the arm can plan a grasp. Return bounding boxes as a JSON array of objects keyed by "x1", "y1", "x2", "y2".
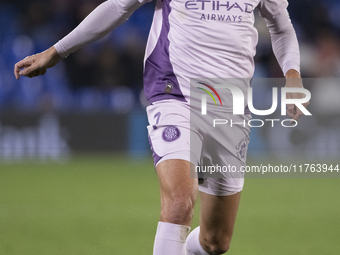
[
  {"x1": 148, "y1": 136, "x2": 162, "y2": 166},
  {"x1": 143, "y1": 0, "x2": 186, "y2": 104}
]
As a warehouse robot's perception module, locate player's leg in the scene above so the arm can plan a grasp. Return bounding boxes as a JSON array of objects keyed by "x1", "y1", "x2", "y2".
[
  {"x1": 186, "y1": 110, "x2": 250, "y2": 254},
  {"x1": 146, "y1": 101, "x2": 202, "y2": 255},
  {"x1": 153, "y1": 159, "x2": 198, "y2": 255},
  {"x1": 186, "y1": 191, "x2": 241, "y2": 254},
  {"x1": 157, "y1": 159, "x2": 198, "y2": 225}
]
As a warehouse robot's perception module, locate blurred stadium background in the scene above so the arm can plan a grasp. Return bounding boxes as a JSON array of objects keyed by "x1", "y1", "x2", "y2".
[{"x1": 0, "y1": 0, "x2": 339, "y2": 254}]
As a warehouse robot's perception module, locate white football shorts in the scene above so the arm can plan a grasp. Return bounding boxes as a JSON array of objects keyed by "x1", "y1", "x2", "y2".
[{"x1": 146, "y1": 99, "x2": 251, "y2": 196}]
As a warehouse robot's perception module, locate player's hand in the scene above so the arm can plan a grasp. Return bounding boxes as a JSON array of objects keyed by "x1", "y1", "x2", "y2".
[
  {"x1": 14, "y1": 46, "x2": 62, "y2": 80},
  {"x1": 284, "y1": 69, "x2": 310, "y2": 123}
]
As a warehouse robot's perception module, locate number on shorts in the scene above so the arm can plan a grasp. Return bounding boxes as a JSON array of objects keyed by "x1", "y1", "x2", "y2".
[{"x1": 153, "y1": 112, "x2": 161, "y2": 130}]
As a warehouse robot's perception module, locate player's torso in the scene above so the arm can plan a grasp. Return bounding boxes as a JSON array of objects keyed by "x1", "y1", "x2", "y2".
[
  {"x1": 144, "y1": 0, "x2": 261, "y2": 103},
  {"x1": 169, "y1": 0, "x2": 260, "y2": 73},
  {"x1": 169, "y1": 0, "x2": 260, "y2": 45}
]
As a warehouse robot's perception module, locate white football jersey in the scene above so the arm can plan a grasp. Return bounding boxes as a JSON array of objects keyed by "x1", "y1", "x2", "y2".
[
  {"x1": 143, "y1": 0, "x2": 299, "y2": 104},
  {"x1": 54, "y1": 0, "x2": 299, "y2": 106}
]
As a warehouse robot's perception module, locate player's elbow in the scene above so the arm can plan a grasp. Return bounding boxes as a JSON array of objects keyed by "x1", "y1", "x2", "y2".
[
  {"x1": 109, "y1": 0, "x2": 142, "y2": 14},
  {"x1": 270, "y1": 23, "x2": 295, "y2": 36}
]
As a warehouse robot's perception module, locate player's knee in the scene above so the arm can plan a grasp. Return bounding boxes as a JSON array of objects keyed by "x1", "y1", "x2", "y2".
[
  {"x1": 203, "y1": 241, "x2": 230, "y2": 254},
  {"x1": 162, "y1": 195, "x2": 195, "y2": 224},
  {"x1": 201, "y1": 234, "x2": 231, "y2": 254},
  {"x1": 172, "y1": 196, "x2": 195, "y2": 221}
]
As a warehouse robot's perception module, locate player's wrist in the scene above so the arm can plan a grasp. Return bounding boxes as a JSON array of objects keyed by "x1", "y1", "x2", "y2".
[
  {"x1": 48, "y1": 46, "x2": 62, "y2": 61},
  {"x1": 285, "y1": 69, "x2": 300, "y2": 79},
  {"x1": 42, "y1": 46, "x2": 62, "y2": 68}
]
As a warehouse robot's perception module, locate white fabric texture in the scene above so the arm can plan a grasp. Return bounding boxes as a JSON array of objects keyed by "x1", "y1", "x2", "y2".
[
  {"x1": 54, "y1": 0, "x2": 145, "y2": 58},
  {"x1": 54, "y1": 0, "x2": 300, "y2": 77},
  {"x1": 186, "y1": 227, "x2": 209, "y2": 255},
  {"x1": 258, "y1": 0, "x2": 300, "y2": 75},
  {"x1": 153, "y1": 222, "x2": 191, "y2": 255}
]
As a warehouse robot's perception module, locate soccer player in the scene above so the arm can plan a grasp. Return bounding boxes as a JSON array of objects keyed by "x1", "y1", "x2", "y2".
[{"x1": 14, "y1": 0, "x2": 309, "y2": 254}]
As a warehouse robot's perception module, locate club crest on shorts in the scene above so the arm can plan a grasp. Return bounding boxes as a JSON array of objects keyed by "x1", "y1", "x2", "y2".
[
  {"x1": 162, "y1": 126, "x2": 181, "y2": 142},
  {"x1": 235, "y1": 136, "x2": 250, "y2": 159}
]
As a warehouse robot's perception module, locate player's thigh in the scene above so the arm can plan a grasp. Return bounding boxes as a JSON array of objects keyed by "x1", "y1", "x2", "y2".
[
  {"x1": 199, "y1": 191, "x2": 241, "y2": 248},
  {"x1": 198, "y1": 112, "x2": 250, "y2": 196},
  {"x1": 146, "y1": 100, "x2": 202, "y2": 167},
  {"x1": 146, "y1": 100, "x2": 202, "y2": 224},
  {"x1": 156, "y1": 159, "x2": 198, "y2": 204},
  {"x1": 156, "y1": 159, "x2": 198, "y2": 225}
]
